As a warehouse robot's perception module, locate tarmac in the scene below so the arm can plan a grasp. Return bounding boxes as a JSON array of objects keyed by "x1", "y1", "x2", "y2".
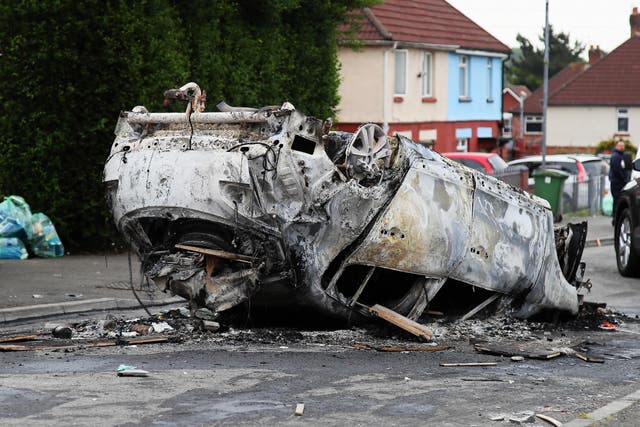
[{"x1": 0, "y1": 214, "x2": 615, "y2": 324}]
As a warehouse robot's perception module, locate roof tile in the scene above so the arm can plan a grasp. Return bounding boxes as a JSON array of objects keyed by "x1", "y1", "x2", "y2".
[
  {"x1": 355, "y1": 0, "x2": 510, "y2": 53},
  {"x1": 550, "y1": 36, "x2": 640, "y2": 105}
]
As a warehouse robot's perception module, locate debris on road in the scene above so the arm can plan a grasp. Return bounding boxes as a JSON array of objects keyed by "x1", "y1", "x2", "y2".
[
  {"x1": 202, "y1": 320, "x2": 221, "y2": 332},
  {"x1": 295, "y1": 403, "x2": 305, "y2": 416},
  {"x1": 369, "y1": 304, "x2": 433, "y2": 340},
  {"x1": 0, "y1": 336, "x2": 169, "y2": 352},
  {"x1": 353, "y1": 344, "x2": 449, "y2": 352},
  {"x1": 574, "y1": 352, "x2": 605, "y2": 363},
  {"x1": 117, "y1": 365, "x2": 149, "y2": 377},
  {"x1": 474, "y1": 341, "x2": 564, "y2": 360},
  {"x1": 508, "y1": 410, "x2": 535, "y2": 424},
  {"x1": 598, "y1": 321, "x2": 617, "y2": 331},
  {"x1": 150, "y1": 322, "x2": 173, "y2": 333},
  {"x1": 0, "y1": 334, "x2": 43, "y2": 343},
  {"x1": 535, "y1": 413, "x2": 563, "y2": 427},
  {"x1": 52, "y1": 325, "x2": 73, "y2": 339},
  {"x1": 130, "y1": 324, "x2": 151, "y2": 335},
  {"x1": 104, "y1": 83, "x2": 590, "y2": 326},
  {"x1": 440, "y1": 362, "x2": 498, "y2": 367}
]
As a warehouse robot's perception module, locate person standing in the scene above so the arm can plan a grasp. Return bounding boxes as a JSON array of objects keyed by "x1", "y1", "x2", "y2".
[{"x1": 609, "y1": 141, "x2": 629, "y2": 222}]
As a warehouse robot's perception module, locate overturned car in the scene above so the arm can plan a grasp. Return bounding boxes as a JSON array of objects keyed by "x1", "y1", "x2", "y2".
[{"x1": 104, "y1": 83, "x2": 588, "y2": 323}]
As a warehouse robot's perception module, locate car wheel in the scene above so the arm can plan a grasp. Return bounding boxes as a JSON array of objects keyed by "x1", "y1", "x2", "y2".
[{"x1": 615, "y1": 208, "x2": 640, "y2": 277}]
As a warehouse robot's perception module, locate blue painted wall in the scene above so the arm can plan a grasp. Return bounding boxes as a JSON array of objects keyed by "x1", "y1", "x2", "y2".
[{"x1": 447, "y1": 53, "x2": 503, "y2": 121}]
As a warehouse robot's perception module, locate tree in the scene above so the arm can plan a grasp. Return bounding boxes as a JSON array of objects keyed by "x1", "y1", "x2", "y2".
[
  {"x1": 0, "y1": 0, "x2": 374, "y2": 250},
  {"x1": 506, "y1": 26, "x2": 585, "y2": 91},
  {"x1": 0, "y1": 1, "x2": 190, "y2": 249}
]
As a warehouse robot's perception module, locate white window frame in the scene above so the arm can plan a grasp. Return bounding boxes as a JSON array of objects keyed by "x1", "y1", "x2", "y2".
[
  {"x1": 458, "y1": 55, "x2": 469, "y2": 99},
  {"x1": 617, "y1": 107, "x2": 629, "y2": 133},
  {"x1": 394, "y1": 49, "x2": 408, "y2": 96},
  {"x1": 503, "y1": 117, "x2": 512, "y2": 138},
  {"x1": 525, "y1": 115, "x2": 543, "y2": 134},
  {"x1": 486, "y1": 58, "x2": 493, "y2": 102},
  {"x1": 456, "y1": 138, "x2": 469, "y2": 152},
  {"x1": 421, "y1": 52, "x2": 433, "y2": 97}
]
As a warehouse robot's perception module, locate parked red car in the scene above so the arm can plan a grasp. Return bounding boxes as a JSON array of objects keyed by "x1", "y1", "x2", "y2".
[{"x1": 441, "y1": 152, "x2": 508, "y2": 176}]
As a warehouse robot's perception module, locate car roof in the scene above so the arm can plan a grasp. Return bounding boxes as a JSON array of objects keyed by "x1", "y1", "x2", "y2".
[
  {"x1": 508, "y1": 154, "x2": 601, "y2": 164},
  {"x1": 441, "y1": 152, "x2": 497, "y2": 159}
]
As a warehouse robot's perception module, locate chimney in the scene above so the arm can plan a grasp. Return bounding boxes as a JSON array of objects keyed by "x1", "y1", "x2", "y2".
[
  {"x1": 631, "y1": 7, "x2": 640, "y2": 37},
  {"x1": 588, "y1": 45, "x2": 605, "y2": 64}
]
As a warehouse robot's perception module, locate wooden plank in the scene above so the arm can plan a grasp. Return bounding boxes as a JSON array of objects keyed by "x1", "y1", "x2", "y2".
[
  {"x1": 0, "y1": 336, "x2": 168, "y2": 352},
  {"x1": 377, "y1": 346, "x2": 449, "y2": 352},
  {"x1": 0, "y1": 344, "x2": 30, "y2": 352},
  {"x1": 460, "y1": 294, "x2": 500, "y2": 321},
  {"x1": 369, "y1": 304, "x2": 433, "y2": 340},
  {"x1": 348, "y1": 267, "x2": 375, "y2": 307},
  {"x1": 175, "y1": 244, "x2": 255, "y2": 263},
  {"x1": 535, "y1": 413, "x2": 563, "y2": 427},
  {"x1": 440, "y1": 362, "x2": 497, "y2": 367},
  {"x1": 575, "y1": 352, "x2": 605, "y2": 363},
  {"x1": 0, "y1": 334, "x2": 42, "y2": 343}
]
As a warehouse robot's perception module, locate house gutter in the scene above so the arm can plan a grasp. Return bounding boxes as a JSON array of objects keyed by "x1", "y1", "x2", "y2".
[{"x1": 362, "y1": 40, "x2": 458, "y2": 52}]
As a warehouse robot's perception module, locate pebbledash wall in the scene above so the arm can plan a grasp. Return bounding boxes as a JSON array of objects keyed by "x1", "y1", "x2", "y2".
[
  {"x1": 336, "y1": 48, "x2": 504, "y2": 153},
  {"x1": 547, "y1": 106, "x2": 639, "y2": 150}
]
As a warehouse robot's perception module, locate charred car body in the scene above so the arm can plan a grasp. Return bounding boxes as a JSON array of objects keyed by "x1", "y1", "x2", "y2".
[{"x1": 104, "y1": 83, "x2": 588, "y2": 323}]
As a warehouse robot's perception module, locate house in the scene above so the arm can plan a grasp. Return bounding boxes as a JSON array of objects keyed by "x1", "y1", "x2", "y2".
[
  {"x1": 336, "y1": 0, "x2": 510, "y2": 152},
  {"x1": 546, "y1": 9, "x2": 640, "y2": 151},
  {"x1": 512, "y1": 63, "x2": 588, "y2": 156},
  {"x1": 517, "y1": 8, "x2": 640, "y2": 154}
]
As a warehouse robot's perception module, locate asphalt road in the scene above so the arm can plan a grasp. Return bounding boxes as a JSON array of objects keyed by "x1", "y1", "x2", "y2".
[
  {"x1": 1, "y1": 243, "x2": 640, "y2": 426},
  {"x1": 581, "y1": 244, "x2": 640, "y2": 316}
]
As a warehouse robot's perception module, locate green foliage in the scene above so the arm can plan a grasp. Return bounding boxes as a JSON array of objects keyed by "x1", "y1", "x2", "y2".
[
  {"x1": 0, "y1": 0, "x2": 372, "y2": 250},
  {"x1": 594, "y1": 138, "x2": 637, "y2": 158},
  {"x1": 506, "y1": 26, "x2": 585, "y2": 91}
]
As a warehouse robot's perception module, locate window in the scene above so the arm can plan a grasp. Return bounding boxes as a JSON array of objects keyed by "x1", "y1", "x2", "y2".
[
  {"x1": 421, "y1": 52, "x2": 433, "y2": 97},
  {"x1": 458, "y1": 55, "x2": 469, "y2": 99},
  {"x1": 618, "y1": 107, "x2": 629, "y2": 133},
  {"x1": 394, "y1": 50, "x2": 408, "y2": 96},
  {"x1": 502, "y1": 118, "x2": 512, "y2": 137},
  {"x1": 486, "y1": 58, "x2": 493, "y2": 102},
  {"x1": 457, "y1": 158, "x2": 485, "y2": 172},
  {"x1": 525, "y1": 115, "x2": 543, "y2": 134},
  {"x1": 456, "y1": 138, "x2": 468, "y2": 152}
]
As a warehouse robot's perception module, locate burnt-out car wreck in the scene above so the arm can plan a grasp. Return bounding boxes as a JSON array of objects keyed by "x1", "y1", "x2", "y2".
[{"x1": 104, "y1": 83, "x2": 588, "y2": 325}]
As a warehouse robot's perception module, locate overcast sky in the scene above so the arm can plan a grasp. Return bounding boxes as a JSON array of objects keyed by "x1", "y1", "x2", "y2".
[{"x1": 446, "y1": 0, "x2": 637, "y2": 57}]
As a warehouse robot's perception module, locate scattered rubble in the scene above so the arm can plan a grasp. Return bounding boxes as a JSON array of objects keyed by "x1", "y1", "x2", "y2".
[{"x1": 0, "y1": 299, "x2": 633, "y2": 358}]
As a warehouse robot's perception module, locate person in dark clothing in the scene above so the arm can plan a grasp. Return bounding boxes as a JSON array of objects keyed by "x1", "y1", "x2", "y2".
[{"x1": 609, "y1": 141, "x2": 629, "y2": 222}]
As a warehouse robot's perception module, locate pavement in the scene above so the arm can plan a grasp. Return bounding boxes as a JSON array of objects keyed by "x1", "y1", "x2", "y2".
[
  {"x1": 0, "y1": 214, "x2": 615, "y2": 324},
  {"x1": 559, "y1": 212, "x2": 615, "y2": 248},
  {"x1": 0, "y1": 252, "x2": 181, "y2": 323}
]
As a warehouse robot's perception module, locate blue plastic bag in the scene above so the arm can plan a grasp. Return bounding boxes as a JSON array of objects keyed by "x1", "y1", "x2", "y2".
[
  {"x1": 0, "y1": 237, "x2": 29, "y2": 259},
  {"x1": 0, "y1": 195, "x2": 33, "y2": 240},
  {"x1": 29, "y1": 213, "x2": 64, "y2": 257}
]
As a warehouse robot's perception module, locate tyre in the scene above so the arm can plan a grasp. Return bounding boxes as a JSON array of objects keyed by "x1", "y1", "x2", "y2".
[{"x1": 615, "y1": 207, "x2": 640, "y2": 277}]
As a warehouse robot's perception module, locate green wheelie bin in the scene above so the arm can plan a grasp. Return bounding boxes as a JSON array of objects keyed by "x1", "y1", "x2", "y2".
[{"x1": 532, "y1": 168, "x2": 570, "y2": 222}]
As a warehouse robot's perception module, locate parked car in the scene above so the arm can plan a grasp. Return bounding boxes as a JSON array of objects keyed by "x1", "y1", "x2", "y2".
[
  {"x1": 508, "y1": 154, "x2": 608, "y2": 212},
  {"x1": 441, "y1": 152, "x2": 508, "y2": 175},
  {"x1": 614, "y1": 158, "x2": 640, "y2": 276}
]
